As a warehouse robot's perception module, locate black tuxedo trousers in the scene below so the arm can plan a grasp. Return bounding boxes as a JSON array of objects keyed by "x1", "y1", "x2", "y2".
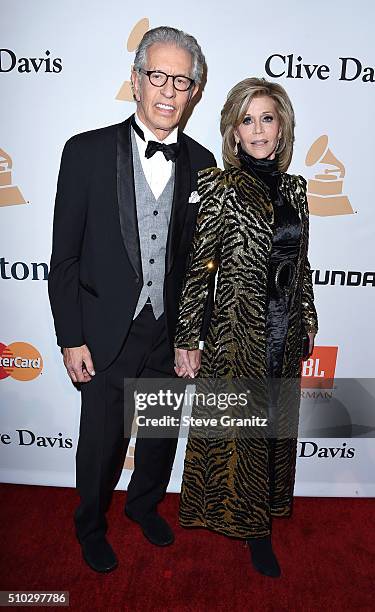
[{"x1": 75, "y1": 304, "x2": 176, "y2": 543}]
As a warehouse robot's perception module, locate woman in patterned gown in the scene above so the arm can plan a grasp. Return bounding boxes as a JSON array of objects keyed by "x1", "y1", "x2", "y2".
[{"x1": 174, "y1": 78, "x2": 318, "y2": 577}]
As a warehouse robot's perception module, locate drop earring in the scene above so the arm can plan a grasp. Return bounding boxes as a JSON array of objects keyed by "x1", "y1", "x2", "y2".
[{"x1": 234, "y1": 141, "x2": 239, "y2": 156}]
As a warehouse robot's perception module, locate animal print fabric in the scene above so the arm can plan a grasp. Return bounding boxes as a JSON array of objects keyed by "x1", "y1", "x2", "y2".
[{"x1": 175, "y1": 166, "x2": 318, "y2": 538}]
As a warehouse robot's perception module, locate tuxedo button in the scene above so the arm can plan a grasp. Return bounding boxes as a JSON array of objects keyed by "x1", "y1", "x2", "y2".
[
  {"x1": 153, "y1": 210, "x2": 158, "y2": 216},
  {"x1": 147, "y1": 281, "x2": 153, "y2": 287},
  {"x1": 151, "y1": 234, "x2": 157, "y2": 240},
  {"x1": 149, "y1": 258, "x2": 155, "y2": 264}
]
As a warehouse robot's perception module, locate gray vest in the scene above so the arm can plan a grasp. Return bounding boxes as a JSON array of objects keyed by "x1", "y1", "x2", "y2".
[{"x1": 132, "y1": 130, "x2": 175, "y2": 320}]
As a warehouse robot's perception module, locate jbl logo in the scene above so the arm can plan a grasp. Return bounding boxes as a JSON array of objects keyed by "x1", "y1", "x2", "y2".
[{"x1": 301, "y1": 346, "x2": 338, "y2": 389}]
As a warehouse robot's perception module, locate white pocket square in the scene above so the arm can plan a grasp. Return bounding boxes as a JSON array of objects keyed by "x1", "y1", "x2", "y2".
[{"x1": 188, "y1": 190, "x2": 200, "y2": 204}]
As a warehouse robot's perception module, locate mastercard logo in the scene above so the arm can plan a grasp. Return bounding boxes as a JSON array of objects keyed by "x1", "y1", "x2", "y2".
[{"x1": 0, "y1": 342, "x2": 43, "y2": 381}]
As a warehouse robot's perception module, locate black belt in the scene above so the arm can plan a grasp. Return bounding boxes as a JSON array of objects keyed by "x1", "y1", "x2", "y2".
[{"x1": 268, "y1": 259, "x2": 296, "y2": 298}]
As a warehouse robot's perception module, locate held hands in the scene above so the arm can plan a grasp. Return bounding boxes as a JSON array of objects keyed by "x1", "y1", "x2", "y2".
[
  {"x1": 63, "y1": 344, "x2": 95, "y2": 383},
  {"x1": 174, "y1": 348, "x2": 201, "y2": 378}
]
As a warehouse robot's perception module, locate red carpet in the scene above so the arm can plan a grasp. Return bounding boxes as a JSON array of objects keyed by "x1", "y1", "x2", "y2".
[{"x1": 0, "y1": 484, "x2": 373, "y2": 611}]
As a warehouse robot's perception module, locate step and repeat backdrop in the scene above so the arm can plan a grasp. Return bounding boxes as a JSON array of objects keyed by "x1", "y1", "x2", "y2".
[{"x1": 1, "y1": 0, "x2": 374, "y2": 496}]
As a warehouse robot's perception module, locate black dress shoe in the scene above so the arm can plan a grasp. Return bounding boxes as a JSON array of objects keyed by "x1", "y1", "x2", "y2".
[
  {"x1": 247, "y1": 536, "x2": 281, "y2": 578},
  {"x1": 125, "y1": 509, "x2": 174, "y2": 546},
  {"x1": 81, "y1": 536, "x2": 118, "y2": 573}
]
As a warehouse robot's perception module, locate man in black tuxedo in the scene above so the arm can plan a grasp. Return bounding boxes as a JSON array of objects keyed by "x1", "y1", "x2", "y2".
[{"x1": 48, "y1": 26, "x2": 215, "y2": 573}]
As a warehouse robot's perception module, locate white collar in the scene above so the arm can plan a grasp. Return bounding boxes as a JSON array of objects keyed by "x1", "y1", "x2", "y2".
[{"x1": 134, "y1": 112, "x2": 178, "y2": 145}]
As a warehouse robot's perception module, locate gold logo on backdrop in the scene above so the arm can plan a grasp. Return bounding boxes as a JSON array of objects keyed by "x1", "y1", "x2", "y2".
[
  {"x1": 0, "y1": 148, "x2": 26, "y2": 207},
  {"x1": 116, "y1": 18, "x2": 150, "y2": 102},
  {"x1": 305, "y1": 135, "x2": 353, "y2": 216}
]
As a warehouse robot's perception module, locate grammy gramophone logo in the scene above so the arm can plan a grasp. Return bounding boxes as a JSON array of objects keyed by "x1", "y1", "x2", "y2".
[
  {"x1": 0, "y1": 148, "x2": 26, "y2": 207},
  {"x1": 116, "y1": 18, "x2": 150, "y2": 102},
  {"x1": 305, "y1": 135, "x2": 354, "y2": 216}
]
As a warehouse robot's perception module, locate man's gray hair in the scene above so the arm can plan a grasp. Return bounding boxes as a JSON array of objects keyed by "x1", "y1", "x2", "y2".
[{"x1": 134, "y1": 26, "x2": 205, "y2": 84}]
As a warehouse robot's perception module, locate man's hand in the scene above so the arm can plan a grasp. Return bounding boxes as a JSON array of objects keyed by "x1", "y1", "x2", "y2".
[
  {"x1": 174, "y1": 348, "x2": 201, "y2": 378},
  {"x1": 63, "y1": 344, "x2": 95, "y2": 383}
]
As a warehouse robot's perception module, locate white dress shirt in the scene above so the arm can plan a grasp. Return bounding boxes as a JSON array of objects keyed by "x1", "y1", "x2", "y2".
[{"x1": 133, "y1": 113, "x2": 178, "y2": 200}]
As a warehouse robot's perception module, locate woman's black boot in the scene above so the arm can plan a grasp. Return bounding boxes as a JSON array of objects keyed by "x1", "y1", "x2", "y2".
[{"x1": 247, "y1": 535, "x2": 281, "y2": 578}]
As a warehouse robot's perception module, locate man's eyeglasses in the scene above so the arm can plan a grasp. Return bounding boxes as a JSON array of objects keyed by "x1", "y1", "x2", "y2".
[{"x1": 137, "y1": 69, "x2": 195, "y2": 92}]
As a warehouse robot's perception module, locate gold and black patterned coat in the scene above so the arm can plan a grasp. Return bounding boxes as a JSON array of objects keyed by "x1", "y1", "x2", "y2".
[{"x1": 175, "y1": 166, "x2": 318, "y2": 538}]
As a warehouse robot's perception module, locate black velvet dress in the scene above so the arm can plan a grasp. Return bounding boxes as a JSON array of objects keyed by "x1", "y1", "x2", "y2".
[{"x1": 238, "y1": 148, "x2": 301, "y2": 426}]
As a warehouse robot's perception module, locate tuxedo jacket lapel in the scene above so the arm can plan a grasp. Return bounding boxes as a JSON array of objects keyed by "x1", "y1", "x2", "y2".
[
  {"x1": 166, "y1": 134, "x2": 191, "y2": 274},
  {"x1": 117, "y1": 118, "x2": 142, "y2": 283}
]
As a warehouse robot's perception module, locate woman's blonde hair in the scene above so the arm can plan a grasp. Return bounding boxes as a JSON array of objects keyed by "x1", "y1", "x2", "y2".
[{"x1": 220, "y1": 77, "x2": 295, "y2": 172}]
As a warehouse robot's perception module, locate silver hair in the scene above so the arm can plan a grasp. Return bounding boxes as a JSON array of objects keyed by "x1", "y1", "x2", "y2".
[{"x1": 134, "y1": 26, "x2": 205, "y2": 84}]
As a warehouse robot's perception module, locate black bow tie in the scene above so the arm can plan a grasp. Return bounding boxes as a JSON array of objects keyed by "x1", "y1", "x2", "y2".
[
  {"x1": 145, "y1": 140, "x2": 180, "y2": 162},
  {"x1": 131, "y1": 114, "x2": 180, "y2": 162}
]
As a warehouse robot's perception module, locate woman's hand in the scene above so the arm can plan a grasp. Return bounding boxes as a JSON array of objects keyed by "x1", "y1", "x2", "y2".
[
  {"x1": 307, "y1": 332, "x2": 316, "y2": 358},
  {"x1": 174, "y1": 348, "x2": 201, "y2": 378}
]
